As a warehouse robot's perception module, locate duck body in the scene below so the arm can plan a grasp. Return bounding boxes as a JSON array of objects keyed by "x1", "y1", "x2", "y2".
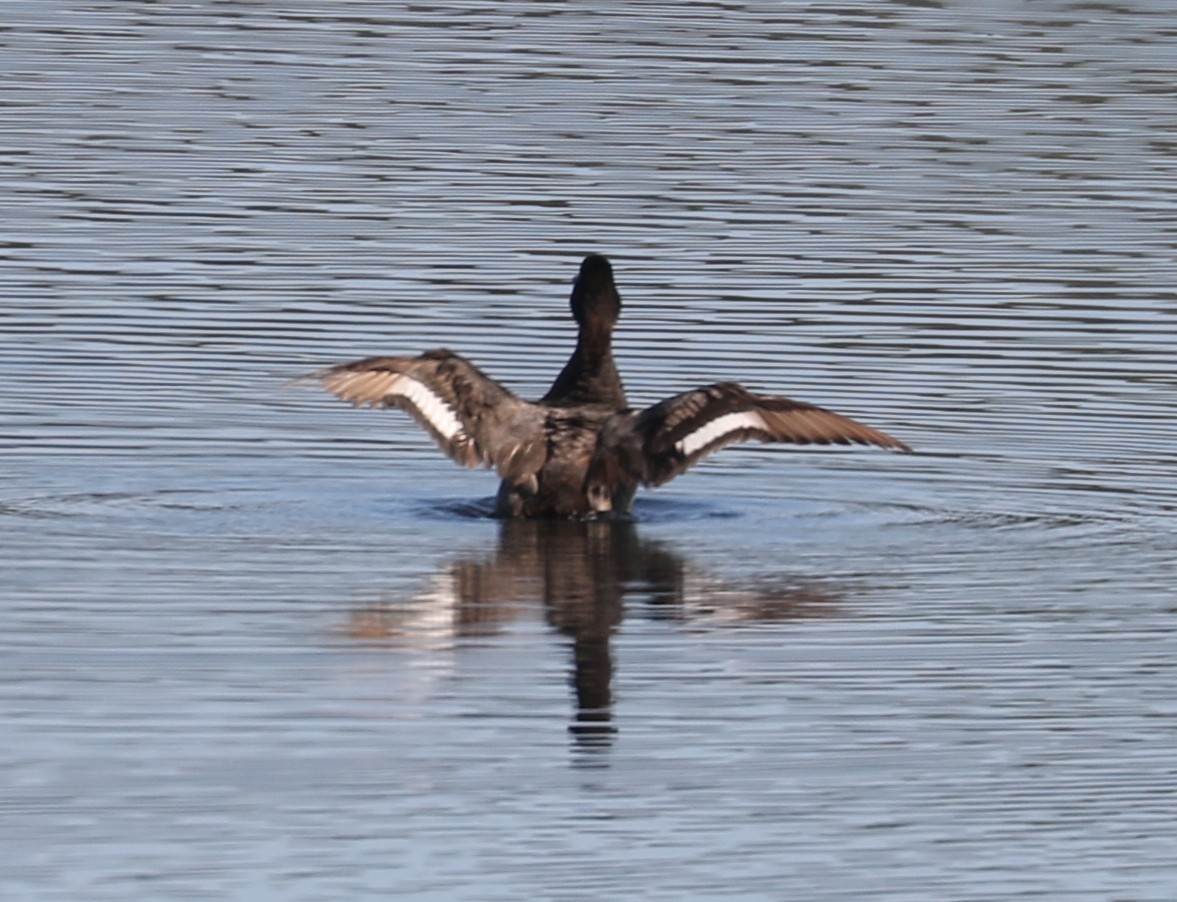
[
  {"x1": 310, "y1": 255, "x2": 910, "y2": 519},
  {"x1": 497, "y1": 404, "x2": 633, "y2": 518}
]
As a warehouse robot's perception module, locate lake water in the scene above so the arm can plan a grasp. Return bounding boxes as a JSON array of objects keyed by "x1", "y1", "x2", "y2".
[{"x1": 3, "y1": 1, "x2": 1177, "y2": 899}]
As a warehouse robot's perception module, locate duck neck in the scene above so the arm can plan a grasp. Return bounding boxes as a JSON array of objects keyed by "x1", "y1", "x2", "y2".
[{"x1": 542, "y1": 324, "x2": 627, "y2": 409}]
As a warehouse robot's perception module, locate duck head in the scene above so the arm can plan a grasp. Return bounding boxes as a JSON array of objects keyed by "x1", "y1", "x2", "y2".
[{"x1": 570, "y1": 254, "x2": 622, "y2": 331}]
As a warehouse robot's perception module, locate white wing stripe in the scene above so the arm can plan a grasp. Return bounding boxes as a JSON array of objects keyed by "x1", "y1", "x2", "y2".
[
  {"x1": 391, "y1": 375, "x2": 464, "y2": 441},
  {"x1": 675, "y1": 410, "x2": 766, "y2": 457}
]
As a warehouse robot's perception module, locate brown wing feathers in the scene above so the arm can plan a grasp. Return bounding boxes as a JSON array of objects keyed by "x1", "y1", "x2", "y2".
[
  {"x1": 312, "y1": 350, "x2": 512, "y2": 470},
  {"x1": 755, "y1": 396, "x2": 911, "y2": 450},
  {"x1": 638, "y1": 383, "x2": 909, "y2": 486}
]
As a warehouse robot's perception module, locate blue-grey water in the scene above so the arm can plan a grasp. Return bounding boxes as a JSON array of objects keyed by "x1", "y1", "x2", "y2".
[{"x1": 4, "y1": 2, "x2": 1177, "y2": 899}]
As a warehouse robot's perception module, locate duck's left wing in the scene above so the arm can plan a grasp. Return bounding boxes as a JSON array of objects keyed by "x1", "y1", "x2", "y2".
[
  {"x1": 307, "y1": 350, "x2": 547, "y2": 484},
  {"x1": 634, "y1": 382, "x2": 911, "y2": 486}
]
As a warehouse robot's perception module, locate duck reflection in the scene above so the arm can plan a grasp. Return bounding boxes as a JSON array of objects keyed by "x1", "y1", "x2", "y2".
[{"x1": 343, "y1": 518, "x2": 841, "y2": 749}]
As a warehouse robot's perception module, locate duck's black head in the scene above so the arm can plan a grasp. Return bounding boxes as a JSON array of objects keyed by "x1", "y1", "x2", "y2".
[{"x1": 570, "y1": 254, "x2": 622, "y2": 330}]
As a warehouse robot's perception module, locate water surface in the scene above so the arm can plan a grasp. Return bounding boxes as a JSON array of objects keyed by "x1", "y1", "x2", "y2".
[{"x1": 3, "y1": 2, "x2": 1177, "y2": 899}]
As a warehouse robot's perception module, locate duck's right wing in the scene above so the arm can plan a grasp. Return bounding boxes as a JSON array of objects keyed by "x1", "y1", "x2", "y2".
[
  {"x1": 634, "y1": 382, "x2": 911, "y2": 486},
  {"x1": 306, "y1": 350, "x2": 548, "y2": 485}
]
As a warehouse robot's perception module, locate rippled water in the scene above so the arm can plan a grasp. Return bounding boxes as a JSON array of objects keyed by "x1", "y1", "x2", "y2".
[{"x1": 4, "y1": 2, "x2": 1177, "y2": 899}]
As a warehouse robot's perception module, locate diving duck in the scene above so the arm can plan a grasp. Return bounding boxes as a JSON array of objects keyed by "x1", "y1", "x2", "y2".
[{"x1": 309, "y1": 254, "x2": 910, "y2": 518}]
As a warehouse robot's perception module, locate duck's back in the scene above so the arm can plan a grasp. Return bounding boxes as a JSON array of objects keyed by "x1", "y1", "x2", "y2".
[{"x1": 494, "y1": 404, "x2": 631, "y2": 518}]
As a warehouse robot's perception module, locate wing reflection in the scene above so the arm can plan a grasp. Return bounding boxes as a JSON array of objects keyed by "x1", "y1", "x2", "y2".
[{"x1": 342, "y1": 519, "x2": 842, "y2": 750}]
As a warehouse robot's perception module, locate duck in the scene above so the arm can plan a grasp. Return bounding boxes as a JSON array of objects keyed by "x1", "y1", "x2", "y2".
[{"x1": 308, "y1": 254, "x2": 911, "y2": 518}]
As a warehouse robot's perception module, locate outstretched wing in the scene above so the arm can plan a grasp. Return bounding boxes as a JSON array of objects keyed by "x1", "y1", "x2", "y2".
[
  {"x1": 635, "y1": 382, "x2": 911, "y2": 486},
  {"x1": 307, "y1": 350, "x2": 548, "y2": 485}
]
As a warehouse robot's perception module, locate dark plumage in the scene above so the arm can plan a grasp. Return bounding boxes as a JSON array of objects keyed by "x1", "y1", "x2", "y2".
[{"x1": 308, "y1": 254, "x2": 911, "y2": 518}]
